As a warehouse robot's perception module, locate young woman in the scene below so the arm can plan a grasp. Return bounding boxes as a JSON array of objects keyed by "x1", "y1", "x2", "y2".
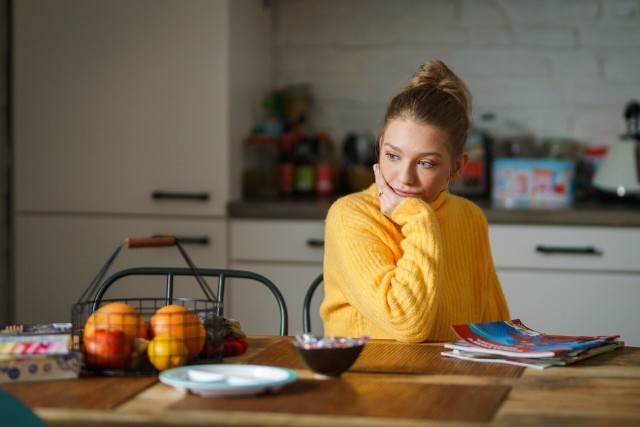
[{"x1": 321, "y1": 60, "x2": 510, "y2": 342}]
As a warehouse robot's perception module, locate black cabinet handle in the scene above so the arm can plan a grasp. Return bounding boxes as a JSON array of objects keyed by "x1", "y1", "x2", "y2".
[
  {"x1": 152, "y1": 191, "x2": 209, "y2": 201},
  {"x1": 306, "y1": 238, "x2": 325, "y2": 248},
  {"x1": 535, "y1": 245, "x2": 602, "y2": 256},
  {"x1": 153, "y1": 235, "x2": 210, "y2": 246}
]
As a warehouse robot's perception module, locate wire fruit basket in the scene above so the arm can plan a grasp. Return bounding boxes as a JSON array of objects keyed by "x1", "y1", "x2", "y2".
[{"x1": 71, "y1": 236, "x2": 225, "y2": 376}]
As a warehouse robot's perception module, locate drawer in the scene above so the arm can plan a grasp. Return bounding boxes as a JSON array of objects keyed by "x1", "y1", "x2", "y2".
[
  {"x1": 230, "y1": 219, "x2": 325, "y2": 263},
  {"x1": 489, "y1": 225, "x2": 640, "y2": 273}
]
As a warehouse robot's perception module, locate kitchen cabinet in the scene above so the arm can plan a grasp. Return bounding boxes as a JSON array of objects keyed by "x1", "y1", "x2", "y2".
[
  {"x1": 15, "y1": 215, "x2": 227, "y2": 323},
  {"x1": 490, "y1": 225, "x2": 640, "y2": 346},
  {"x1": 12, "y1": 1, "x2": 274, "y2": 323},
  {"x1": 229, "y1": 219, "x2": 325, "y2": 335}
]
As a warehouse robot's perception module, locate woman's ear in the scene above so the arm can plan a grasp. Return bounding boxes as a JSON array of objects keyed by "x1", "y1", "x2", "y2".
[{"x1": 451, "y1": 152, "x2": 468, "y2": 181}]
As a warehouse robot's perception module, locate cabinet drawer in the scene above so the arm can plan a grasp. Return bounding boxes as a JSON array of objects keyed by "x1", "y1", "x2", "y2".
[
  {"x1": 489, "y1": 225, "x2": 640, "y2": 273},
  {"x1": 230, "y1": 220, "x2": 325, "y2": 263}
]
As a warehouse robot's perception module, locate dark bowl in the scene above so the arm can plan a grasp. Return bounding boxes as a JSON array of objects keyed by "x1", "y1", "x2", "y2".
[{"x1": 292, "y1": 343, "x2": 365, "y2": 377}]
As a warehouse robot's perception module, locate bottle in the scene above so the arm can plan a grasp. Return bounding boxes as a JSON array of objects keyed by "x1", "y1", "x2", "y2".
[
  {"x1": 314, "y1": 132, "x2": 334, "y2": 197},
  {"x1": 242, "y1": 135, "x2": 278, "y2": 199},
  {"x1": 278, "y1": 133, "x2": 295, "y2": 198},
  {"x1": 294, "y1": 135, "x2": 316, "y2": 197}
]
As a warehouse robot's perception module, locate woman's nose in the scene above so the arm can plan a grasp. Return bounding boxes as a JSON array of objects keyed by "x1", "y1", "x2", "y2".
[{"x1": 398, "y1": 162, "x2": 415, "y2": 184}]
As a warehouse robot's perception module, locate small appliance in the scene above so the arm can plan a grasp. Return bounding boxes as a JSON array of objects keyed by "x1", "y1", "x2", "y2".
[{"x1": 592, "y1": 101, "x2": 640, "y2": 200}]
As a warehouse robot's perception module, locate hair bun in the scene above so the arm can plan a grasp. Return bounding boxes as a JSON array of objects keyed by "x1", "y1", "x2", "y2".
[{"x1": 405, "y1": 60, "x2": 471, "y2": 120}]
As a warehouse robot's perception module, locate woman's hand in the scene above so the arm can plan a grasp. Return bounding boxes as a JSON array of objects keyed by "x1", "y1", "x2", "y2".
[{"x1": 374, "y1": 163, "x2": 405, "y2": 217}]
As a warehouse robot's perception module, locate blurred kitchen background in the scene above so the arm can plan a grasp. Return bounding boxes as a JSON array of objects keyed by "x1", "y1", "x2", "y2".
[{"x1": 1, "y1": 0, "x2": 639, "y2": 328}]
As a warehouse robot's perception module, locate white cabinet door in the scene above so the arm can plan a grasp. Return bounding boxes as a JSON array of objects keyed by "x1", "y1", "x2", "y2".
[
  {"x1": 15, "y1": 215, "x2": 227, "y2": 324},
  {"x1": 13, "y1": 0, "x2": 229, "y2": 216},
  {"x1": 228, "y1": 262, "x2": 324, "y2": 337},
  {"x1": 498, "y1": 270, "x2": 640, "y2": 346},
  {"x1": 229, "y1": 219, "x2": 325, "y2": 335}
]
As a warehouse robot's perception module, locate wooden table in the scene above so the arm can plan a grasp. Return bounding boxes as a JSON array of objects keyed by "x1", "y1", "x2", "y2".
[{"x1": 3, "y1": 336, "x2": 640, "y2": 426}]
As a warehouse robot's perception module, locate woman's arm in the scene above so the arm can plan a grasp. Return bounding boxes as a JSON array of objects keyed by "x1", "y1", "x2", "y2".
[{"x1": 324, "y1": 195, "x2": 444, "y2": 342}]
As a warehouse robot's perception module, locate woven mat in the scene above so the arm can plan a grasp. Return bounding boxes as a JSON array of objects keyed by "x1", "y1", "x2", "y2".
[
  {"x1": 3, "y1": 376, "x2": 157, "y2": 410},
  {"x1": 170, "y1": 378, "x2": 510, "y2": 422},
  {"x1": 169, "y1": 340, "x2": 520, "y2": 422},
  {"x1": 247, "y1": 339, "x2": 524, "y2": 377}
]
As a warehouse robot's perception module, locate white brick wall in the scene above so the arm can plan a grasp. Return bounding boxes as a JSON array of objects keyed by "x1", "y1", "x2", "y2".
[{"x1": 274, "y1": 0, "x2": 640, "y2": 148}]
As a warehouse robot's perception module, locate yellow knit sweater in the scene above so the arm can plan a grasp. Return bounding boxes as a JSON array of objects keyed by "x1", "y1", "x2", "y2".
[{"x1": 321, "y1": 184, "x2": 510, "y2": 342}]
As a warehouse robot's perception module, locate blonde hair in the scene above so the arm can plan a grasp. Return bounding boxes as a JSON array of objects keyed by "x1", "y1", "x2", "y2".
[{"x1": 381, "y1": 60, "x2": 472, "y2": 157}]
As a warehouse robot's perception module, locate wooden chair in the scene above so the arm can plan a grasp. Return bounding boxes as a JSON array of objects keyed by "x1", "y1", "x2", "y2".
[{"x1": 302, "y1": 273, "x2": 323, "y2": 334}]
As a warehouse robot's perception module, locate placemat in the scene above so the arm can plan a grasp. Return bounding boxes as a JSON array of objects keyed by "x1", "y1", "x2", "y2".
[
  {"x1": 3, "y1": 376, "x2": 157, "y2": 410},
  {"x1": 169, "y1": 378, "x2": 510, "y2": 422},
  {"x1": 248, "y1": 339, "x2": 524, "y2": 377}
]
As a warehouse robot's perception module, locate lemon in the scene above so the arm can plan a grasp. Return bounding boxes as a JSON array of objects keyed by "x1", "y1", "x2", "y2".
[{"x1": 147, "y1": 333, "x2": 189, "y2": 371}]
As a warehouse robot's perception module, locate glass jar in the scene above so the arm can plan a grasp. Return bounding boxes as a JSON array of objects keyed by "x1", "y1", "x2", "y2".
[{"x1": 243, "y1": 136, "x2": 279, "y2": 199}]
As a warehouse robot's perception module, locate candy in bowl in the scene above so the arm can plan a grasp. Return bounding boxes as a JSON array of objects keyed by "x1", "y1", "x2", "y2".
[{"x1": 291, "y1": 334, "x2": 369, "y2": 377}]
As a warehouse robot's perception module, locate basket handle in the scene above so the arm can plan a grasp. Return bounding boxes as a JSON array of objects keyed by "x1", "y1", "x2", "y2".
[
  {"x1": 126, "y1": 236, "x2": 176, "y2": 248},
  {"x1": 77, "y1": 236, "x2": 217, "y2": 304}
]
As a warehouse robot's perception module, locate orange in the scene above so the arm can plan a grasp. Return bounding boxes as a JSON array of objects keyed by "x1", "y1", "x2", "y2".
[
  {"x1": 147, "y1": 333, "x2": 189, "y2": 371},
  {"x1": 149, "y1": 305, "x2": 205, "y2": 359},
  {"x1": 83, "y1": 302, "x2": 147, "y2": 343}
]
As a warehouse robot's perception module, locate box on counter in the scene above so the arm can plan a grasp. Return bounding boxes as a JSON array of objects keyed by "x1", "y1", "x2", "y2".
[
  {"x1": 0, "y1": 334, "x2": 72, "y2": 355},
  {"x1": 0, "y1": 352, "x2": 82, "y2": 383},
  {"x1": 492, "y1": 158, "x2": 575, "y2": 209}
]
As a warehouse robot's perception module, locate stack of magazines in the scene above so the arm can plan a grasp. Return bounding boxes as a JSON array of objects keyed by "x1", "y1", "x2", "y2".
[{"x1": 441, "y1": 319, "x2": 623, "y2": 369}]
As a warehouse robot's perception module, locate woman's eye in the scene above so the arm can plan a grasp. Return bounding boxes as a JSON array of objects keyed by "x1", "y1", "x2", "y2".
[
  {"x1": 418, "y1": 160, "x2": 434, "y2": 168},
  {"x1": 385, "y1": 153, "x2": 399, "y2": 161}
]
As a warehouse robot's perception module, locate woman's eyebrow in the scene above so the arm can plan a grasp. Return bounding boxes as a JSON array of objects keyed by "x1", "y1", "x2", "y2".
[{"x1": 383, "y1": 142, "x2": 444, "y2": 158}]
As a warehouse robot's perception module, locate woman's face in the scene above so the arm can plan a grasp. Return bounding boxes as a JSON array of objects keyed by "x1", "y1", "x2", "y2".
[{"x1": 379, "y1": 118, "x2": 465, "y2": 203}]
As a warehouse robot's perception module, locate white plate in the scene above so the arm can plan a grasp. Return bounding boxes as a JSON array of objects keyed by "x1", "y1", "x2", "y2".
[{"x1": 159, "y1": 364, "x2": 298, "y2": 398}]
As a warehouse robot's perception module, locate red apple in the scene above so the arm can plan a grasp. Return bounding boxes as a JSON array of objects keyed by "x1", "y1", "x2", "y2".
[{"x1": 83, "y1": 328, "x2": 132, "y2": 369}]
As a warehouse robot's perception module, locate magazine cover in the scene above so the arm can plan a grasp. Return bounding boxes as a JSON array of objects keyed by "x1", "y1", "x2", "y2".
[{"x1": 451, "y1": 319, "x2": 620, "y2": 358}]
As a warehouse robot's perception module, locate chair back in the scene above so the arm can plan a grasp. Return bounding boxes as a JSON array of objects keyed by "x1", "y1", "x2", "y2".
[
  {"x1": 94, "y1": 267, "x2": 288, "y2": 335},
  {"x1": 302, "y1": 273, "x2": 323, "y2": 334}
]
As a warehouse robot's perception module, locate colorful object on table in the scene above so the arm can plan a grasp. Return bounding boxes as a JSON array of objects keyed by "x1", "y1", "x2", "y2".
[
  {"x1": 0, "y1": 352, "x2": 82, "y2": 383},
  {"x1": 441, "y1": 319, "x2": 623, "y2": 369},
  {"x1": 223, "y1": 336, "x2": 249, "y2": 357},
  {"x1": 220, "y1": 318, "x2": 249, "y2": 357}
]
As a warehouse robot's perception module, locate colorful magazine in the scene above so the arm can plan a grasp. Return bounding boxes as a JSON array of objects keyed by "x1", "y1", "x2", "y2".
[
  {"x1": 449, "y1": 319, "x2": 620, "y2": 358},
  {"x1": 442, "y1": 339, "x2": 624, "y2": 369}
]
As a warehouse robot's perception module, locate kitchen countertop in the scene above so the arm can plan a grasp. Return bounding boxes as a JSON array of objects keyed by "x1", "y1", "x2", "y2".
[{"x1": 228, "y1": 197, "x2": 640, "y2": 227}]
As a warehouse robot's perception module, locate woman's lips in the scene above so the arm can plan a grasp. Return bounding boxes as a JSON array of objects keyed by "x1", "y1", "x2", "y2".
[{"x1": 393, "y1": 188, "x2": 422, "y2": 198}]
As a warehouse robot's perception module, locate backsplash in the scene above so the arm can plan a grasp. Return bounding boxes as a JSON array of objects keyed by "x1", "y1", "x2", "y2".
[{"x1": 273, "y1": 0, "x2": 640, "y2": 147}]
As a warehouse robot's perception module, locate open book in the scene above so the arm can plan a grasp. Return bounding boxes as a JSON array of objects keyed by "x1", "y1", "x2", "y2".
[{"x1": 441, "y1": 319, "x2": 623, "y2": 369}]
